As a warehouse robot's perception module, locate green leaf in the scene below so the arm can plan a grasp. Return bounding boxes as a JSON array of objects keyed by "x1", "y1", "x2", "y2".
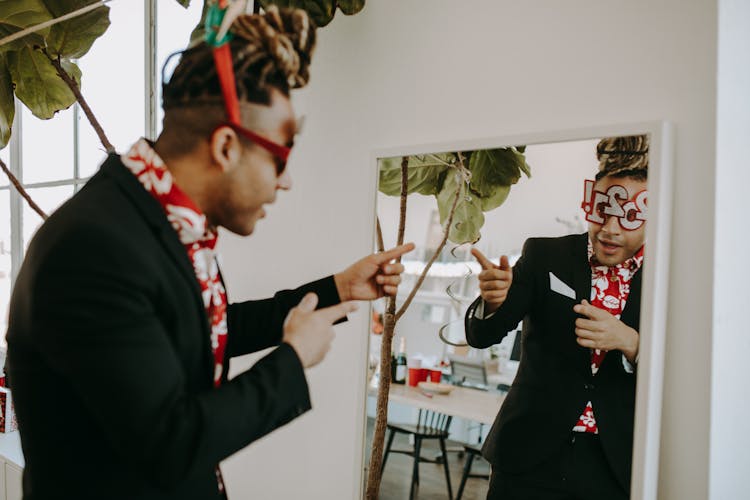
[
  {"x1": 478, "y1": 184, "x2": 511, "y2": 212},
  {"x1": 0, "y1": 0, "x2": 52, "y2": 52},
  {"x1": 189, "y1": 0, "x2": 210, "y2": 46},
  {"x1": 175, "y1": 0, "x2": 191, "y2": 7},
  {"x1": 0, "y1": 55, "x2": 14, "y2": 149},
  {"x1": 43, "y1": 0, "x2": 110, "y2": 59},
  {"x1": 469, "y1": 147, "x2": 531, "y2": 198},
  {"x1": 259, "y1": 0, "x2": 335, "y2": 27},
  {"x1": 0, "y1": 21, "x2": 46, "y2": 52},
  {"x1": 337, "y1": 0, "x2": 365, "y2": 15},
  {"x1": 7, "y1": 47, "x2": 79, "y2": 119},
  {"x1": 437, "y1": 170, "x2": 484, "y2": 244},
  {"x1": 378, "y1": 155, "x2": 450, "y2": 197}
]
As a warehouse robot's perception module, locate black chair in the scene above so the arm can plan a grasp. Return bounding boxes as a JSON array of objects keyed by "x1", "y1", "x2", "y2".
[
  {"x1": 455, "y1": 442, "x2": 490, "y2": 500},
  {"x1": 381, "y1": 409, "x2": 454, "y2": 499}
]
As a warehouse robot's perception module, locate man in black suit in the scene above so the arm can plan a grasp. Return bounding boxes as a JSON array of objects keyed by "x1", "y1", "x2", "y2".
[
  {"x1": 466, "y1": 135, "x2": 649, "y2": 500},
  {"x1": 6, "y1": 7, "x2": 412, "y2": 500}
]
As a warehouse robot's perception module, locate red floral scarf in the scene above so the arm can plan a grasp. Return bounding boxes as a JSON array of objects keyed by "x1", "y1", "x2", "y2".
[
  {"x1": 122, "y1": 139, "x2": 229, "y2": 388},
  {"x1": 572, "y1": 241, "x2": 644, "y2": 434}
]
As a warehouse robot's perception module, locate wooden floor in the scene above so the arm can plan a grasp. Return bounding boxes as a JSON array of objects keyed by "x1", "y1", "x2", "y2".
[{"x1": 364, "y1": 418, "x2": 491, "y2": 500}]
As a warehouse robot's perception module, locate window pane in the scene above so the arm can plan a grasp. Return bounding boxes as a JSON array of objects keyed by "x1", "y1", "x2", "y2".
[
  {"x1": 22, "y1": 186, "x2": 74, "y2": 250},
  {"x1": 77, "y1": 1, "x2": 145, "y2": 178},
  {"x1": 0, "y1": 147, "x2": 9, "y2": 188},
  {"x1": 156, "y1": 0, "x2": 203, "y2": 136},
  {"x1": 0, "y1": 190, "x2": 10, "y2": 346},
  {"x1": 21, "y1": 107, "x2": 75, "y2": 185}
]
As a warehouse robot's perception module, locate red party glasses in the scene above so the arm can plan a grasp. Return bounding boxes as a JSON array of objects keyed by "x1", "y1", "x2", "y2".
[{"x1": 226, "y1": 123, "x2": 291, "y2": 176}]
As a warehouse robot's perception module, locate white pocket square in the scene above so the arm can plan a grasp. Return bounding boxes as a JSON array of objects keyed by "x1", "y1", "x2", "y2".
[{"x1": 549, "y1": 272, "x2": 576, "y2": 300}]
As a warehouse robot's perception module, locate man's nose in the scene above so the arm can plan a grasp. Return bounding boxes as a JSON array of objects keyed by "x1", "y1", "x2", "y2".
[
  {"x1": 601, "y1": 214, "x2": 621, "y2": 233},
  {"x1": 277, "y1": 169, "x2": 292, "y2": 191}
]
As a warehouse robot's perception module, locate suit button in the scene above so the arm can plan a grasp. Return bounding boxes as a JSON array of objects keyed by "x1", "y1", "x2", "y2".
[{"x1": 584, "y1": 383, "x2": 595, "y2": 390}]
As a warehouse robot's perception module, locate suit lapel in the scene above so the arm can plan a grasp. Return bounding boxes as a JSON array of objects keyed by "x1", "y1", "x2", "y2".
[
  {"x1": 101, "y1": 155, "x2": 214, "y2": 376},
  {"x1": 619, "y1": 267, "x2": 642, "y2": 330},
  {"x1": 570, "y1": 233, "x2": 595, "y2": 377}
]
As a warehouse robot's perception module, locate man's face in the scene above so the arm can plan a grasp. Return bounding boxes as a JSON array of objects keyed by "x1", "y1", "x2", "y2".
[
  {"x1": 587, "y1": 175, "x2": 647, "y2": 266},
  {"x1": 211, "y1": 89, "x2": 297, "y2": 236}
]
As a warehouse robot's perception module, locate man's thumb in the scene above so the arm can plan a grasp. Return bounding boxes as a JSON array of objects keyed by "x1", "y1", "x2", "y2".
[
  {"x1": 297, "y1": 293, "x2": 319, "y2": 312},
  {"x1": 499, "y1": 255, "x2": 511, "y2": 270}
]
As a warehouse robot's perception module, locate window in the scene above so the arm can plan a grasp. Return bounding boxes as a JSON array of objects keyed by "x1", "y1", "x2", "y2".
[{"x1": 0, "y1": 1, "x2": 201, "y2": 344}]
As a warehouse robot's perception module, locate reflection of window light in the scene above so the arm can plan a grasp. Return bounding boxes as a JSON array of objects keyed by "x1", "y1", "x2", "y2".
[{"x1": 401, "y1": 253, "x2": 521, "y2": 277}]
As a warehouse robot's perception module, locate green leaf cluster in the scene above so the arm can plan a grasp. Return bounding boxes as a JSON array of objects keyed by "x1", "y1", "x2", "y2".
[
  {"x1": 0, "y1": 0, "x2": 111, "y2": 149},
  {"x1": 258, "y1": 0, "x2": 365, "y2": 27},
  {"x1": 378, "y1": 147, "x2": 531, "y2": 244}
]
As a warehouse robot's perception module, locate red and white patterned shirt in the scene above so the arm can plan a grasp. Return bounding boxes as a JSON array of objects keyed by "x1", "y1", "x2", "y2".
[
  {"x1": 122, "y1": 139, "x2": 229, "y2": 388},
  {"x1": 572, "y1": 241, "x2": 644, "y2": 434}
]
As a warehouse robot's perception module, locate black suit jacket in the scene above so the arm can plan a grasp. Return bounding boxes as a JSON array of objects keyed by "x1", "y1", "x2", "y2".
[
  {"x1": 465, "y1": 233, "x2": 641, "y2": 491},
  {"x1": 6, "y1": 155, "x2": 342, "y2": 500}
]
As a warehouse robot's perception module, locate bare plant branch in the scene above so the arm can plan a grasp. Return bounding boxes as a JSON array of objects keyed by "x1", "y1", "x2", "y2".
[
  {"x1": 0, "y1": 158, "x2": 47, "y2": 220},
  {"x1": 366, "y1": 156, "x2": 409, "y2": 499},
  {"x1": 376, "y1": 217, "x2": 384, "y2": 253},
  {"x1": 43, "y1": 49, "x2": 115, "y2": 154}
]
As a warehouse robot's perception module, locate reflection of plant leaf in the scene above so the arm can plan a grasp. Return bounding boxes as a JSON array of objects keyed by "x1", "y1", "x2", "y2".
[
  {"x1": 0, "y1": 0, "x2": 51, "y2": 52},
  {"x1": 437, "y1": 170, "x2": 484, "y2": 244},
  {"x1": 0, "y1": 55, "x2": 14, "y2": 149},
  {"x1": 469, "y1": 147, "x2": 531, "y2": 198},
  {"x1": 478, "y1": 184, "x2": 511, "y2": 211},
  {"x1": 43, "y1": 0, "x2": 110, "y2": 59},
  {"x1": 378, "y1": 156, "x2": 450, "y2": 196},
  {"x1": 8, "y1": 47, "x2": 80, "y2": 119}
]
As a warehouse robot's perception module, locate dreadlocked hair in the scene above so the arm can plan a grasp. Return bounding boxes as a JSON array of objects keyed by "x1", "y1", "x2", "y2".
[
  {"x1": 162, "y1": 6, "x2": 316, "y2": 110},
  {"x1": 594, "y1": 134, "x2": 649, "y2": 182}
]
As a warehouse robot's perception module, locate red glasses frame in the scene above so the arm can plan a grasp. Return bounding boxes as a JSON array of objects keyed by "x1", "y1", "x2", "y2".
[{"x1": 226, "y1": 123, "x2": 291, "y2": 175}]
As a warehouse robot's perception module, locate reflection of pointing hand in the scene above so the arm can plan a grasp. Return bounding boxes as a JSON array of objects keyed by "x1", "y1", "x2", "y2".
[
  {"x1": 471, "y1": 248, "x2": 513, "y2": 315},
  {"x1": 283, "y1": 293, "x2": 359, "y2": 368}
]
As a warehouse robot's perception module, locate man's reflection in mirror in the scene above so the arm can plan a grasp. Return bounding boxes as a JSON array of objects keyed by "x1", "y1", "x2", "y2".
[{"x1": 465, "y1": 135, "x2": 649, "y2": 500}]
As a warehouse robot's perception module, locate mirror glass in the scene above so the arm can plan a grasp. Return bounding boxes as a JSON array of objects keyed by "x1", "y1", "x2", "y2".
[{"x1": 363, "y1": 133, "x2": 656, "y2": 500}]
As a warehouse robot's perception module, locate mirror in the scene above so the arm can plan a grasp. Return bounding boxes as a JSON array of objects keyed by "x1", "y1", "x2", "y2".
[{"x1": 361, "y1": 123, "x2": 672, "y2": 500}]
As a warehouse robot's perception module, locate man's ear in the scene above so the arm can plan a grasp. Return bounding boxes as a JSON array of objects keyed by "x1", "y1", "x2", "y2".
[{"x1": 209, "y1": 126, "x2": 242, "y2": 171}]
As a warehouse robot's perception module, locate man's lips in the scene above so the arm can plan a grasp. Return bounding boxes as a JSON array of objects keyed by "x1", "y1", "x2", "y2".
[{"x1": 598, "y1": 238, "x2": 622, "y2": 254}]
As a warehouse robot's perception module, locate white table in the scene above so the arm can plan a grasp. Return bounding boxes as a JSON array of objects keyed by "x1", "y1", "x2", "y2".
[{"x1": 376, "y1": 383, "x2": 505, "y2": 425}]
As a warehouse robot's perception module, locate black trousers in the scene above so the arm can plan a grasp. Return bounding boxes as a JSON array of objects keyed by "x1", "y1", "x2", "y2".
[{"x1": 486, "y1": 433, "x2": 629, "y2": 500}]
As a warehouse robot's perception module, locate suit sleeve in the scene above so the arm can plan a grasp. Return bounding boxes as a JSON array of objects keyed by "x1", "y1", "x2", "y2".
[
  {"x1": 27, "y1": 223, "x2": 315, "y2": 490},
  {"x1": 465, "y1": 238, "x2": 536, "y2": 348},
  {"x1": 225, "y1": 276, "x2": 341, "y2": 358}
]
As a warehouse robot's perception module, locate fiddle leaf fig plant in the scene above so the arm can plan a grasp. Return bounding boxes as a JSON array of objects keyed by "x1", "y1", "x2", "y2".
[
  {"x1": 0, "y1": 0, "x2": 111, "y2": 148},
  {"x1": 378, "y1": 147, "x2": 531, "y2": 244},
  {"x1": 367, "y1": 150, "x2": 530, "y2": 498}
]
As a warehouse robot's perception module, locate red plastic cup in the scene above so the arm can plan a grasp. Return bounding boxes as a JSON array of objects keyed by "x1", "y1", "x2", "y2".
[
  {"x1": 408, "y1": 367, "x2": 421, "y2": 387},
  {"x1": 419, "y1": 368, "x2": 429, "y2": 383},
  {"x1": 429, "y1": 369, "x2": 442, "y2": 383}
]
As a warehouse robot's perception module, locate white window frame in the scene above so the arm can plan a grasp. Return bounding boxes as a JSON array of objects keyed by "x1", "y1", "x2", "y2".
[{"x1": 2, "y1": 0, "x2": 158, "y2": 288}]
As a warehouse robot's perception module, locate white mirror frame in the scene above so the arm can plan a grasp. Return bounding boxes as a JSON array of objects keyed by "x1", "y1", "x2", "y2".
[{"x1": 357, "y1": 121, "x2": 673, "y2": 500}]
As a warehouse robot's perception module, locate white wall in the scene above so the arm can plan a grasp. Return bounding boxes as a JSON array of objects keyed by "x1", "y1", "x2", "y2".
[
  {"x1": 217, "y1": 1, "x2": 722, "y2": 498},
  {"x1": 710, "y1": 0, "x2": 750, "y2": 498}
]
